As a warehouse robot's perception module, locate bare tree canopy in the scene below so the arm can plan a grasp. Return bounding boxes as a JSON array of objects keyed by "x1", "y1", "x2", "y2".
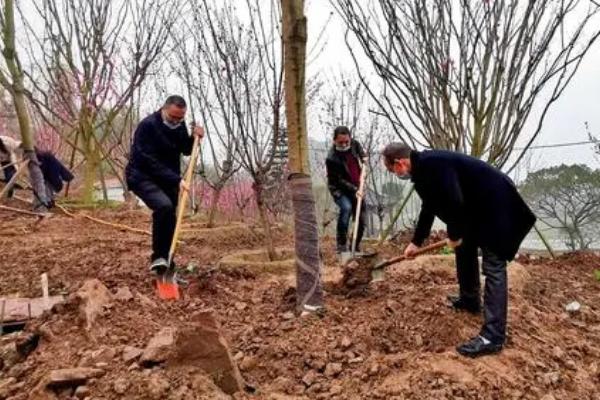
[{"x1": 333, "y1": 0, "x2": 600, "y2": 170}]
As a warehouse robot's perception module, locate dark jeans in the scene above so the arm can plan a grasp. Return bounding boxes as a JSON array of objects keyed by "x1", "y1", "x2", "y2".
[
  {"x1": 455, "y1": 240, "x2": 508, "y2": 344},
  {"x1": 1, "y1": 161, "x2": 16, "y2": 198},
  {"x1": 130, "y1": 179, "x2": 179, "y2": 262},
  {"x1": 334, "y1": 194, "x2": 365, "y2": 251}
]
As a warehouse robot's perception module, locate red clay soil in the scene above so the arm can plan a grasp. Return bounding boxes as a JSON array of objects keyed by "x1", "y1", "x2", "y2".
[{"x1": 0, "y1": 205, "x2": 599, "y2": 399}]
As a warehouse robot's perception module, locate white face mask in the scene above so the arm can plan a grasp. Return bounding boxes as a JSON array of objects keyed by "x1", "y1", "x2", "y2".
[
  {"x1": 163, "y1": 120, "x2": 182, "y2": 130},
  {"x1": 335, "y1": 144, "x2": 351, "y2": 152}
]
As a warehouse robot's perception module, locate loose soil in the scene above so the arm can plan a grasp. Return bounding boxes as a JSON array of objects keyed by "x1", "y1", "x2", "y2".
[{"x1": 0, "y1": 204, "x2": 599, "y2": 399}]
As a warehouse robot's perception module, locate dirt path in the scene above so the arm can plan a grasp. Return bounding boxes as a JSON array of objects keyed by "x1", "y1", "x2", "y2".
[{"x1": 1, "y1": 206, "x2": 599, "y2": 399}]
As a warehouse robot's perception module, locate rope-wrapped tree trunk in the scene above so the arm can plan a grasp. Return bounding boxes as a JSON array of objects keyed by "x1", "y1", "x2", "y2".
[{"x1": 281, "y1": 0, "x2": 323, "y2": 311}]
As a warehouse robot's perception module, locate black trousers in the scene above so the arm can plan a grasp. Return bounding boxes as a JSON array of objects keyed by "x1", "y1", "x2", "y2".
[
  {"x1": 1, "y1": 161, "x2": 16, "y2": 198},
  {"x1": 130, "y1": 179, "x2": 179, "y2": 262},
  {"x1": 455, "y1": 240, "x2": 508, "y2": 344}
]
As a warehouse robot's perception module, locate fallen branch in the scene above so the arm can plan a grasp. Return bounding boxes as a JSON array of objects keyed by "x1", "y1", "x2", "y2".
[
  {"x1": 55, "y1": 203, "x2": 151, "y2": 236},
  {"x1": 0, "y1": 204, "x2": 45, "y2": 217}
]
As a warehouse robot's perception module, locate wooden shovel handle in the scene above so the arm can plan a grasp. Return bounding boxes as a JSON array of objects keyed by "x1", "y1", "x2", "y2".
[
  {"x1": 372, "y1": 240, "x2": 448, "y2": 270},
  {"x1": 168, "y1": 134, "x2": 201, "y2": 264}
]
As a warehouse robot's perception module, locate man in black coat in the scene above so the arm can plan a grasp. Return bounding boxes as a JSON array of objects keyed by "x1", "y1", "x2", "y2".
[
  {"x1": 126, "y1": 95, "x2": 204, "y2": 274},
  {"x1": 382, "y1": 143, "x2": 536, "y2": 357},
  {"x1": 35, "y1": 148, "x2": 74, "y2": 207},
  {"x1": 326, "y1": 126, "x2": 367, "y2": 254}
]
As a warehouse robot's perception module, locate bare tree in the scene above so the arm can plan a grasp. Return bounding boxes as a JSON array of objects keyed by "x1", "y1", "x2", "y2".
[
  {"x1": 179, "y1": 0, "x2": 285, "y2": 260},
  {"x1": 521, "y1": 164, "x2": 600, "y2": 250},
  {"x1": 21, "y1": 0, "x2": 180, "y2": 203},
  {"x1": 169, "y1": 3, "x2": 242, "y2": 227},
  {"x1": 0, "y1": 0, "x2": 48, "y2": 211},
  {"x1": 333, "y1": 0, "x2": 600, "y2": 171}
]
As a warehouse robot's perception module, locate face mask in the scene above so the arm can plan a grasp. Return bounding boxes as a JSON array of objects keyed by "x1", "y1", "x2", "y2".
[
  {"x1": 335, "y1": 144, "x2": 351, "y2": 152},
  {"x1": 163, "y1": 120, "x2": 182, "y2": 130}
]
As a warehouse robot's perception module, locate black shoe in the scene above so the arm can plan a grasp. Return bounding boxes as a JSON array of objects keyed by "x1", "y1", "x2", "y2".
[
  {"x1": 447, "y1": 295, "x2": 481, "y2": 314},
  {"x1": 456, "y1": 336, "x2": 503, "y2": 358},
  {"x1": 150, "y1": 258, "x2": 168, "y2": 275},
  {"x1": 336, "y1": 244, "x2": 348, "y2": 254}
]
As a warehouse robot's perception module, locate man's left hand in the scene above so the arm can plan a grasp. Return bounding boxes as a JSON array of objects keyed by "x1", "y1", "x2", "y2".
[
  {"x1": 193, "y1": 125, "x2": 205, "y2": 140},
  {"x1": 356, "y1": 189, "x2": 365, "y2": 199}
]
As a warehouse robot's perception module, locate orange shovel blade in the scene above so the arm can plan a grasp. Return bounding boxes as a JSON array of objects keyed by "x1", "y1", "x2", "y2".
[{"x1": 156, "y1": 278, "x2": 180, "y2": 300}]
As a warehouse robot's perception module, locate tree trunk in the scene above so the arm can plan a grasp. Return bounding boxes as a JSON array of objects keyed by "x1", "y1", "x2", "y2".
[
  {"x1": 207, "y1": 187, "x2": 223, "y2": 228},
  {"x1": 81, "y1": 134, "x2": 100, "y2": 204},
  {"x1": 253, "y1": 182, "x2": 276, "y2": 261},
  {"x1": 0, "y1": 0, "x2": 48, "y2": 212},
  {"x1": 281, "y1": 0, "x2": 323, "y2": 311}
]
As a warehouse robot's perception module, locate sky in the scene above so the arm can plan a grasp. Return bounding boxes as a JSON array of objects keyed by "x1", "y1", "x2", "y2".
[{"x1": 304, "y1": 1, "x2": 600, "y2": 170}]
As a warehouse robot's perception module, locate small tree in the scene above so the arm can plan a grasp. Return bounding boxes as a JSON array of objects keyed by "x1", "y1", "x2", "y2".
[
  {"x1": 22, "y1": 0, "x2": 180, "y2": 203},
  {"x1": 0, "y1": 0, "x2": 48, "y2": 210},
  {"x1": 521, "y1": 164, "x2": 600, "y2": 250},
  {"x1": 333, "y1": 0, "x2": 600, "y2": 170}
]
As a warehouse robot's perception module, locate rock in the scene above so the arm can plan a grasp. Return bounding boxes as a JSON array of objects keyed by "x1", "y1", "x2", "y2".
[
  {"x1": 168, "y1": 312, "x2": 244, "y2": 395},
  {"x1": 137, "y1": 292, "x2": 158, "y2": 309},
  {"x1": 340, "y1": 336, "x2": 353, "y2": 350},
  {"x1": 540, "y1": 395, "x2": 556, "y2": 400},
  {"x1": 542, "y1": 371, "x2": 560, "y2": 387},
  {"x1": 147, "y1": 374, "x2": 170, "y2": 399},
  {"x1": 565, "y1": 301, "x2": 581, "y2": 313},
  {"x1": 141, "y1": 327, "x2": 176, "y2": 366},
  {"x1": 414, "y1": 335, "x2": 423, "y2": 347},
  {"x1": 324, "y1": 363, "x2": 343, "y2": 378},
  {"x1": 113, "y1": 378, "x2": 129, "y2": 394},
  {"x1": 282, "y1": 311, "x2": 295, "y2": 320},
  {"x1": 191, "y1": 373, "x2": 231, "y2": 400},
  {"x1": 329, "y1": 383, "x2": 343, "y2": 395},
  {"x1": 268, "y1": 376, "x2": 295, "y2": 393},
  {"x1": 114, "y1": 286, "x2": 134, "y2": 302},
  {"x1": 74, "y1": 385, "x2": 90, "y2": 399},
  {"x1": 76, "y1": 279, "x2": 112, "y2": 329},
  {"x1": 552, "y1": 346, "x2": 565, "y2": 360},
  {"x1": 0, "y1": 377, "x2": 17, "y2": 398},
  {"x1": 47, "y1": 368, "x2": 105, "y2": 388},
  {"x1": 234, "y1": 302, "x2": 247, "y2": 311},
  {"x1": 122, "y1": 346, "x2": 144, "y2": 363},
  {"x1": 302, "y1": 370, "x2": 319, "y2": 387},
  {"x1": 349, "y1": 356, "x2": 363, "y2": 364},
  {"x1": 0, "y1": 342, "x2": 20, "y2": 370},
  {"x1": 240, "y1": 356, "x2": 258, "y2": 371},
  {"x1": 79, "y1": 346, "x2": 117, "y2": 366}
]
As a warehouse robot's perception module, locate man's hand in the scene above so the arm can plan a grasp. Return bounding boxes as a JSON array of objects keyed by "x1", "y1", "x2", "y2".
[
  {"x1": 193, "y1": 125, "x2": 205, "y2": 140},
  {"x1": 356, "y1": 188, "x2": 365, "y2": 199},
  {"x1": 446, "y1": 238, "x2": 463, "y2": 249},
  {"x1": 404, "y1": 242, "x2": 419, "y2": 258},
  {"x1": 180, "y1": 180, "x2": 190, "y2": 193}
]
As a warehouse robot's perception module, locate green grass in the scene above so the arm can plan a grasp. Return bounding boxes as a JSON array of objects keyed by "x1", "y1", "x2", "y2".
[
  {"x1": 594, "y1": 269, "x2": 600, "y2": 282},
  {"x1": 57, "y1": 199, "x2": 122, "y2": 210}
]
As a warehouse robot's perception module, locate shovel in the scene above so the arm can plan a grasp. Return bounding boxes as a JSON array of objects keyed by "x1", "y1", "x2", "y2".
[
  {"x1": 156, "y1": 128, "x2": 201, "y2": 300},
  {"x1": 340, "y1": 161, "x2": 370, "y2": 265},
  {"x1": 370, "y1": 239, "x2": 448, "y2": 282}
]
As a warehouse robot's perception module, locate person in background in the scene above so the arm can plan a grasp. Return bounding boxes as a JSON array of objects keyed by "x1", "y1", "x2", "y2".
[
  {"x1": 381, "y1": 142, "x2": 536, "y2": 358},
  {"x1": 34, "y1": 147, "x2": 74, "y2": 208},
  {"x1": 0, "y1": 135, "x2": 22, "y2": 198},
  {"x1": 125, "y1": 95, "x2": 204, "y2": 275},
  {"x1": 325, "y1": 126, "x2": 367, "y2": 255}
]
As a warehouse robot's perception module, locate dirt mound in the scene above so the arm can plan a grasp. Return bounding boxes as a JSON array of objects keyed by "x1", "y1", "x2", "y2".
[
  {"x1": 1, "y1": 209, "x2": 599, "y2": 399},
  {"x1": 219, "y1": 248, "x2": 295, "y2": 275}
]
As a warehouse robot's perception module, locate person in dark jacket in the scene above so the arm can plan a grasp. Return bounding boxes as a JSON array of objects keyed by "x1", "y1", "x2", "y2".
[
  {"x1": 326, "y1": 126, "x2": 367, "y2": 254},
  {"x1": 126, "y1": 95, "x2": 204, "y2": 274},
  {"x1": 34, "y1": 148, "x2": 74, "y2": 207},
  {"x1": 382, "y1": 143, "x2": 536, "y2": 358}
]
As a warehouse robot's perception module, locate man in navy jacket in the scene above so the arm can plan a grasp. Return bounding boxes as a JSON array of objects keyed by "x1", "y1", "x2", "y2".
[
  {"x1": 382, "y1": 143, "x2": 535, "y2": 357},
  {"x1": 126, "y1": 95, "x2": 204, "y2": 274}
]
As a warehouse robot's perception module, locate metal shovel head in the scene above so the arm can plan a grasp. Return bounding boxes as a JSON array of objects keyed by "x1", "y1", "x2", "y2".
[
  {"x1": 339, "y1": 250, "x2": 378, "y2": 265},
  {"x1": 155, "y1": 269, "x2": 180, "y2": 300}
]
